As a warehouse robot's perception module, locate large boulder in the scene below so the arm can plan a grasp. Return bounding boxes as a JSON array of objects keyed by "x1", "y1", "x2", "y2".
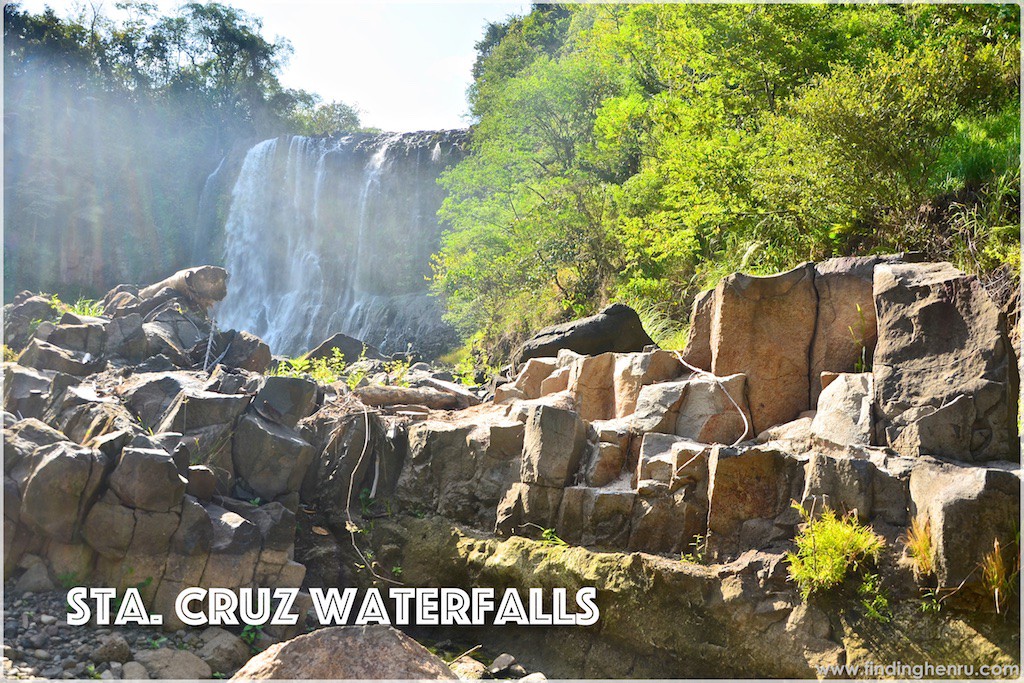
[
  {"x1": 516, "y1": 303, "x2": 654, "y2": 364},
  {"x1": 157, "y1": 388, "x2": 250, "y2": 433},
  {"x1": 873, "y1": 262, "x2": 1019, "y2": 462},
  {"x1": 117, "y1": 372, "x2": 205, "y2": 430},
  {"x1": 305, "y1": 331, "x2": 385, "y2": 362},
  {"x1": 134, "y1": 648, "x2": 213, "y2": 680},
  {"x1": 138, "y1": 266, "x2": 228, "y2": 310},
  {"x1": 3, "y1": 363, "x2": 53, "y2": 420},
  {"x1": 108, "y1": 447, "x2": 187, "y2": 512},
  {"x1": 630, "y1": 373, "x2": 751, "y2": 445},
  {"x1": 251, "y1": 376, "x2": 318, "y2": 429},
  {"x1": 808, "y1": 256, "x2": 888, "y2": 405},
  {"x1": 909, "y1": 458, "x2": 1020, "y2": 610},
  {"x1": 711, "y1": 263, "x2": 817, "y2": 434},
  {"x1": 230, "y1": 625, "x2": 456, "y2": 679},
  {"x1": 18, "y1": 338, "x2": 99, "y2": 376},
  {"x1": 19, "y1": 440, "x2": 107, "y2": 543},
  {"x1": 232, "y1": 414, "x2": 315, "y2": 500}
]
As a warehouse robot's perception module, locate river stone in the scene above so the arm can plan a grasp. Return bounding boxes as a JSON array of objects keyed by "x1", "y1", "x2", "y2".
[
  {"x1": 122, "y1": 662, "x2": 150, "y2": 680},
  {"x1": 232, "y1": 414, "x2": 315, "y2": 500},
  {"x1": 231, "y1": 625, "x2": 456, "y2": 679},
  {"x1": 521, "y1": 404, "x2": 586, "y2": 487},
  {"x1": 13, "y1": 562, "x2": 55, "y2": 594},
  {"x1": 90, "y1": 635, "x2": 130, "y2": 664},
  {"x1": 251, "y1": 375, "x2": 318, "y2": 429},
  {"x1": 516, "y1": 303, "x2": 655, "y2": 364},
  {"x1": 134, "y1": 648, "x2": 212, "y2": 680},
  {"x1": 873, "y1": 261, "x2": 1019, "y2": 462},
  {"x1": 197, "y1": 627, "x2": 250, "y2": 674},
  {"x1": 109, "y1": 447, "x2": 186, "y2": 512},
  {"x1": 711, "y1": 263, "x2": 817, "y2": 434},
  {"x1": 681, "y1": 288, "x2": 715, "y2": 371}
]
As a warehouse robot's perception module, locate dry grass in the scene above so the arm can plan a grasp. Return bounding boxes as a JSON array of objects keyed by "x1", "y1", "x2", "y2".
[{"x1": 904, "y1": 515, "x2": 934, "y2": 579}]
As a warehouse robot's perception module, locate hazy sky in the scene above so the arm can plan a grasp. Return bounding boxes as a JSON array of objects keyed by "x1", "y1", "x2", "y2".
[{"x1": 16, "y1": 0, "x2": 530, "y2": 131}]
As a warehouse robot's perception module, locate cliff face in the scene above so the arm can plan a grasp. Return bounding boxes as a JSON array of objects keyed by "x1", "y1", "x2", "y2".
[{"x1": 213, "y1": 131, "x2": 467, "y2": 359}]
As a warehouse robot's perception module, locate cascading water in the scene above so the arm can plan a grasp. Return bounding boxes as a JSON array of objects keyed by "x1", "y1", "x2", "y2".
[{"x1": 214, "y1": 130, "x2": 465, "y2": 358}]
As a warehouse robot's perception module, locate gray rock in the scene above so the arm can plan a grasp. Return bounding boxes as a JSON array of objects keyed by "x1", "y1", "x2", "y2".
[
  {"x1": 251, "y1": 376, "x2": 318, "y2": 429},
  {"x1": 108, "y1": 447, "x2": 186, "y2": 512},
  {"x1": 133, "y1": 648, "x2": 212, "y2": 680},
  {"x1": 873, "y1": 261, "x2": 1019, "y2": 462},
  {"x1": 185, "y1": 465, "x2": 218, "y2": 502},
  {"x1": 18, "y1": 339, "x2": 98, "y2": 376},
  {"x1": 520, "y1": 405, "x2": 586, "y2": 488},
  {"x1": 197, "y1": 627, "x2": 250, "y2": 674},
  {"x1": 516, "y1": 303, "x2": 655, "y2": 365},
  {"x1": 14, "y1": 563, "x2": 54, "y2": 594},
  {"x1": 19, "y1": 441, "x2": 106, "y2": 543},
  {"x1": 488, "y1": 653, "x2": 516, "y2": 675},
  {"x1": 90, "y1": 635, "x2": 130, "y2": 664},
  {"x1": 810, "y1": 372, "x2": 873, "y2": 447},
  {"x1": 122, "y1": 661, "x2": 150, "y2": 680},
  {"x1": 158, "y1": 389, "x2": 250, "y2": 434},
  {"x1": 231, "y1": 414, "x2": 315, "y2": 500}
]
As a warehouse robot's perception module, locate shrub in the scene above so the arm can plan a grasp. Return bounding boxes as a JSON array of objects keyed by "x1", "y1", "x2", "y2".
[{"x1": 786, "y1": 502, "x2": 885, "y2": 599}]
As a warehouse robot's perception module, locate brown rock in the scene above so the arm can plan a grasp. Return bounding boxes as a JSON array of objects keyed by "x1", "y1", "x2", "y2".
[
  {"x1": 681, "y1": 288, "x2": 715, "y2": 371},
  {"x1": 711, "y1": 263, "x2": 817, "y2": 434},
  {"x1": 230, "y1": 625, "x2": 456, "y2": 679}
]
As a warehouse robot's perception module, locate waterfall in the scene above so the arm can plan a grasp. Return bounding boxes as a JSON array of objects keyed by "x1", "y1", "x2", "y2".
[{"x1": 215, "y1": 130, "x2": 465, "y2": 358}]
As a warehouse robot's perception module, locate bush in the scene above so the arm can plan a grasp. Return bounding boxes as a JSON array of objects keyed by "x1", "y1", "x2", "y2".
[{"x1": 786, "y1": 503, "x2": 885, "y2": 600}]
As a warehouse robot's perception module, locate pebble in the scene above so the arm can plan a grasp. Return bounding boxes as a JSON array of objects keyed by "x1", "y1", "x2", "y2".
[{"x1": 38, "y1": 616, "x2": 56, "y2": 626}]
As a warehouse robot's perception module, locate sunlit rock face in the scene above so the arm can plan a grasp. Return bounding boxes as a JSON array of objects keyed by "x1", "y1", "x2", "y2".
[{"x1": 215, "y1": 131, "x2": 466, "y2": 358}]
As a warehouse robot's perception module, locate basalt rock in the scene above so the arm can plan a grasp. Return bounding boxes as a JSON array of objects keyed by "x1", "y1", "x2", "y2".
[
  {"x1": 873, "y1": 261, "x2": 1019, "y2": 462},
  {"x1": 516, "y1": 303, "x2": 655, "y2": 365},
  {"x1": 137, "y1": 265, "x2": 228, "y2": 310}
]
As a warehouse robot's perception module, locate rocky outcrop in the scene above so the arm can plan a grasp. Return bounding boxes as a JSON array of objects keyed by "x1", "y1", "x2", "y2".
[
  {"x1": 515, "y1": 303, "x2": 655, "y2": 364},
  {"x1": 231, "y1": 626, "x2": 456, "y2": 679},
  {"x1": 710, "y1": 263, "x2": 818, "y2": 434},
  {"x1": 873, "y1": 261, "x2": 1019, "y2": 462}
]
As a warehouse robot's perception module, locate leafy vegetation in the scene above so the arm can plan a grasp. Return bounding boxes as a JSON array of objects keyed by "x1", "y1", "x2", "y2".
[
  {"x1": 49, "y1": 294, "x2": 104, "y2": 317},
  {"x1": 786, "y1": 503, "x2": 885, "y2": 600},
  {"x1": 269, "y1": 348, "x2": 348, "y2": 384},
  {"x1": 433, "y1": 4, "x2": 1020, "y2": 357}
]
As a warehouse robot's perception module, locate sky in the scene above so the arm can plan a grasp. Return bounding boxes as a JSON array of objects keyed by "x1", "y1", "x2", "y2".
[{"x1": 16, "y1": 0, "x2": 531, "y2": 132}]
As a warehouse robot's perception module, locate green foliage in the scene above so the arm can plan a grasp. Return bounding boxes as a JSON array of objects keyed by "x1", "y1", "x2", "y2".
[
  {"x1": 148, "y1": 635, "x2": 168, "y2": 649},
  {"x1": 49, "y1": 293, "x2": 104, "y2": 317},
  {"x1": 680, "y1": 534, "x2": 707, "y2": 565},
  {"x1": 384, "y1": 358, "x2": 411, "y2": 387},
  {"x1": 857, "y1": 572, "x2": 892, "y2": 623},
  {"x1": 434, "y1": 3, "x2": 1020, "y2": 358},
  {"x1": 240, "y1": 623, "x2": 264, "y2": 652},
  {"x1": 84, "y1": 664, "x2": 102, "y2": 679},
  {"x1": 786, "y1": 503, "x2": 885, "y2": 600},
  {"x1": 2, "y1": 345, "x2": 18, "y2": 363},
  {"x1": 270, "y1": 348, "x2": 347, "y2": 384}
]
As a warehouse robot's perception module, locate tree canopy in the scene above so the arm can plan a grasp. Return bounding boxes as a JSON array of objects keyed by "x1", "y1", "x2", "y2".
[{"x1": 432, "y1": 3, "x2": 1020, "y2": 356}]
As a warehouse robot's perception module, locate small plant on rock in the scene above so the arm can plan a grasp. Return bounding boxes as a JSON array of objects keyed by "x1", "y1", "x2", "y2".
[
  {"x1": 857, "y1": 572, "x2": 892, "y2": 622},
  {"x1": 2, "y1": 344, "x2": 17, "y2": 362},
  {"x1": 241, "y1": 623, "x2": 264, "y2": 652},
  {"x1": 981, "y1": 535, "x2": 1020, "y2": 615},
  {"x1": 786, "y1": 502, "x2": 884, "y2": 600},
  {"x1": 904, "y1": 515, "x2": 934, "y2": 579},
  {"x1": 681, "y1": 534, "x2": 708, "y2": 564}
]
